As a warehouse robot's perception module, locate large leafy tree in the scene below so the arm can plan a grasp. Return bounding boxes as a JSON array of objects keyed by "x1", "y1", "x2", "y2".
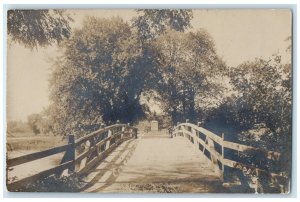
[
  {"x1": 229, "y1": 56, "x2": 291, "y2": 135},
  {"x1": 49, "y1": 17, "x2": 159, "y2": 136},
  {"x1": 152, "y1": 29, "x2": 226, "y2": 123},
  {"x1": 7, "y1": 9, "x2": 72, "y2": 48}
]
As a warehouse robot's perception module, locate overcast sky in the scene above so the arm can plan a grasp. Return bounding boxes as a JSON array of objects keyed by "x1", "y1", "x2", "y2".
[{"x1": 7, "y1": 9, "x2": 292, "y2": 121}]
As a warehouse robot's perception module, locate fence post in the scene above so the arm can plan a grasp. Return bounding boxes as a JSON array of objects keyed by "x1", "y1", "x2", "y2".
[
  {"x1": 68, "y1": 135, "x2": 75, "y2": 172},
  {"x1": 106, "y1": 130, "x2": 112, "y2": 149},
  {"x1": 120, "y1": 124, "x2": 125, "y2": 139},
  {"x1": 134, "y1": 128, "x2": 138, "y2": 139},
  {"x1": 221, "y1": 133, "x2": 225, "y2": 181},
  {"x1": 57, "y1": 135, "x2": 75, "y2": 176},
  {"x1": 100, "y1": 123, "x2": 105, "y2": 129}
]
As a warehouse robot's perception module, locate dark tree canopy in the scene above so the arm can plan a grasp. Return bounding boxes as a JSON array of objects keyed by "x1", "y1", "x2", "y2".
[
  {"x1": 49, "y1": 17, "x2": 159, "y2": 136},
  {"x1": 48, "y1": 13, "x2": 227, "y2": 136},
  {"x1": 7, "y1": 9, "x2": 72, "y2": 48},
  {"x1": 132, "y1": 9, "x2": 193, "y2": 41}
]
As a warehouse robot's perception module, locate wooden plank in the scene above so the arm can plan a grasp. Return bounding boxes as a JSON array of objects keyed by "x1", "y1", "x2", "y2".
[
  {"x1": 223, "y1": 141, "x2": 280, "y2": 160},
  {"x1": 7, "y1": 160, "x2": 73, "y2": 191},
  {"x1": 75, "y1": 124, "x2": 137, "y2": 146},
  {"x1": 176, "y1": 123, "x2": 280, "y2": 160},
  {"x1": 177, "y1": 123, "x2": 223, "y2": 145},
  {"x1": 7, "y1": 144, "x2": 71, "y2": 167},
  {"x1": 75, "y1": 129, "x2": 106, "y2": 146}
]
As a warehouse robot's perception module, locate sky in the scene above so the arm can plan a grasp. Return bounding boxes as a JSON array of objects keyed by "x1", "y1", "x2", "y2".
[{"x1": 6, "y1": 9, "x2": 292, "y2": 121}]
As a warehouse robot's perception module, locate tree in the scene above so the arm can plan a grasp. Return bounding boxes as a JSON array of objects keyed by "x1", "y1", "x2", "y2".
[
  {"x1": 49, "y1": 17, "x2": 159, "y2": 136},
  {"x1": 132, "y1": 9, "x2": 193, "y2": 42},
  {"x1": 215, "y1": 55, "x2": 291, "y2": 174},
  {"x1": 7, "y1": 9, "x2": 72, "y2": 49},
  {"x1": 27, "y1": 114, "x2": 43, "y2": 135},
  {"x1": 152, "y1": 29, "x2": 226, "y2": 124},
  {"x1": 229, "y1": 56, "x2": 291, "y2": 135}
]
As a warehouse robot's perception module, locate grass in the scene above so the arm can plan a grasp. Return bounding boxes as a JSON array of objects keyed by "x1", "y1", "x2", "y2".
[
  {"x1": 7, "y1": 132, "x2": 67, "y2": 152},
  {"x1": 8, "y1": 173, "x2": 84, "y2": 192}
]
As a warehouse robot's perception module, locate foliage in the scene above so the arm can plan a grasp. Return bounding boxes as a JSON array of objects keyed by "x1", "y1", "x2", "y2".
[
  {"x1": 27, "y1": 114, "x2": 43, "y2": 135},
  {"x1": 49, "y1": 17, "x2": 160, "y2": 136},
  {"x1": 10, "y1": 174, "x2": 83, "y2": 192},
  {"x1": 152, "y1": 29, "x2": 226, "y2": 124},
  {"x1": 132, "y1": 9, "x2": 193, "y2": 42},
  {"x1": 205, "y1": 55, "x2": 291, "y2": 173},
  {"x1": 7, "y1": 9, "x2": 72, "y2": 49},
  {"x1": 229, "y1": 57, "x2": 291, "y2": 132},
  {"x1": 27, "y1": 113, "x2": 53, "y2": 135}
]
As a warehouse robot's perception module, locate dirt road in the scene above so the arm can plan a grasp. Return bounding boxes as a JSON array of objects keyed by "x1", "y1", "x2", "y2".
[{"x1": 81, "y1": 133, "x2": 225, "y2": 193}]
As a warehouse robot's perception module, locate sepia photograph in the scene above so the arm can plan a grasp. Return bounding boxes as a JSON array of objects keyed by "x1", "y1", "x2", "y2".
[{"x1": 6, "y1": 8, "x2": 292, "y2": 194}]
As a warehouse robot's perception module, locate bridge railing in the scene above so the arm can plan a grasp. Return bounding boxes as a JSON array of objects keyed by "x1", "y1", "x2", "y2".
[
  {"x1": 7, "y1": 123, "x2": 138, "y2": 191},
  {"x1": 172, "y1": 122, "x2": 288, "y2": 193}
]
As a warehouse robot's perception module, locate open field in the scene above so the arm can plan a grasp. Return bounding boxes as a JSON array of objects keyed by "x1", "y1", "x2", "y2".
[{"x1": 7, "y1": 133, "x2": 67, "y2": 155}]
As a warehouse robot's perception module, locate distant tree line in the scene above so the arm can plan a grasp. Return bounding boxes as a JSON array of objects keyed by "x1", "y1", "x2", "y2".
[{"x1": 7, "y1": 113, "x2": 53, "y2": 135}]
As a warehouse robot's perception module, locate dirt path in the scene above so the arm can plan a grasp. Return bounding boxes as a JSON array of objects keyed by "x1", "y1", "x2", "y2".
[{"x1": 81, "y1": 133, "x2": 225, "y2": 193}]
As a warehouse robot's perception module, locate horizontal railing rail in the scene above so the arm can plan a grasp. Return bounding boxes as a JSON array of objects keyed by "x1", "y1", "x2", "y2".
[{"x1": 7, "y1": 123, "x2": 138, "y2": 191}]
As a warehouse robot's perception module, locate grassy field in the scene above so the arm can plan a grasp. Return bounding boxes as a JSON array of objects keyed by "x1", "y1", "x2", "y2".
[{"x1": 7, "y1": 132, "x2": 67, "y2": 156}]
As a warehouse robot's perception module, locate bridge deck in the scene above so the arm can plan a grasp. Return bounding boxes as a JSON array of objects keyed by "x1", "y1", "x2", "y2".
[{"x1": 80, "y1": 132, "x2": 225, "y2": 193}]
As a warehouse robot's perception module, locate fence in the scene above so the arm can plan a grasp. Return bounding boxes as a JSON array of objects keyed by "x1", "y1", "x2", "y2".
[
  {"x1": 173, "y1": 122, "x2": 289, "y2": 193},
  {"x1": 7, "y1": 123, "x2": 138, "y2": 191}
]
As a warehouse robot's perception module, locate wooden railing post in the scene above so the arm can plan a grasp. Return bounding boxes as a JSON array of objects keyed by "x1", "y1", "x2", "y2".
[
  {"x1": 68, "y1": 135, "x2": 75, "y2": 172},
  {"x1": 106, "y1": 130, "x2": 112, "y2": 149},
  {"x1": 127, "y1": 123, "x2": 130, "y2": 136},
  {"x1": 57, "y1": 135, "x2": 75, "y2": 176},
  {"x1": 121, "y1": 125, "x2": 125, "y2": 139},
  {"x1": 221, "y1": 133, "x2": 225, "y2": 181},
  {"x1": 134, "y1": 128, "x2": 138, "y2": 139}
]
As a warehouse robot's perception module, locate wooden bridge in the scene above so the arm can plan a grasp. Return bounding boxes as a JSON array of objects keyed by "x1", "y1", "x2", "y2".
[{"x1": 6, "y1": 122, "x2": 289, "y2": 193}]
